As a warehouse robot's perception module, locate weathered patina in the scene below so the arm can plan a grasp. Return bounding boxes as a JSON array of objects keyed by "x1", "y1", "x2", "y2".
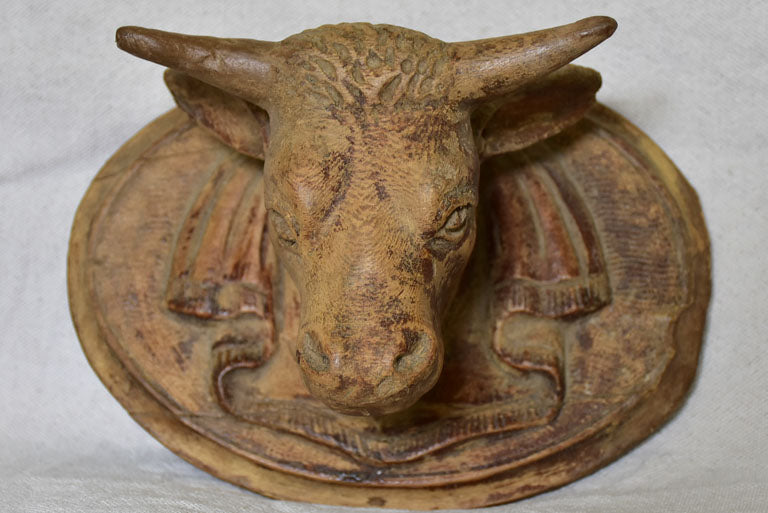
[
  {"x1": 68, "y1": 17, "x2": 710, "y2": 509},
  {"x1": 115, "y1": 17, "x2": 616, "y2": 416}
]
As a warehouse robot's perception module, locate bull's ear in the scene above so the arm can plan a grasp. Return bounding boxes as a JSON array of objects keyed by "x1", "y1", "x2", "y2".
[
  {"x1": 476, "y1": 65, "x2": 601, "y2": 160},
  {"x1": 164, "y1": 69, "x2": 268, "y2": 160}
]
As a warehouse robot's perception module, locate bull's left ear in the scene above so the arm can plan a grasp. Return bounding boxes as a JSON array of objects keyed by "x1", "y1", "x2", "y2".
[
  {"x1": 475, "y1": 65, "x2": 601, "y2": 160},
  {"x1": 164, "y1": 70, "x2": 268, "y2": 160}
]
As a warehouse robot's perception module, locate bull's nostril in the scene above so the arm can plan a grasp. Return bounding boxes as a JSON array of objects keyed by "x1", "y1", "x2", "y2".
[
  {"x1": 394, "y1": 328, "x2": 433, "y2": 373},
  {"x1": 300, "y1": 332, "x2": 330, "y2": 373}
]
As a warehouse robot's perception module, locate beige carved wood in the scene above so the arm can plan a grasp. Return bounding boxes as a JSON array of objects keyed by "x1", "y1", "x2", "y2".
[{"x1": 68, "y1": 18, "x2": 710, "y2": 509}]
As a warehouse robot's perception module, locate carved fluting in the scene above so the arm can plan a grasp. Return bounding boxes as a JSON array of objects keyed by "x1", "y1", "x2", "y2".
[
  {"x1": 166, "y1": 154, "x2": 272, "y2": 320},
  {"x1": 486, "y1": 148, "x2": 610, "y2": 319}
]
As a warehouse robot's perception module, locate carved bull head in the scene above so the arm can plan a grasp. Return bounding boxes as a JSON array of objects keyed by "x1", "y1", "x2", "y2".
[{"x1": 116, "y1": 17, "x2": 616, "y2": 416}]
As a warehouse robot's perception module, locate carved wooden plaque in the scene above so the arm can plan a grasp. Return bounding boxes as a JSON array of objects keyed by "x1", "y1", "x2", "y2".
[{"x1": 69, "y1": 18, "x2": 710, "y2": 509}]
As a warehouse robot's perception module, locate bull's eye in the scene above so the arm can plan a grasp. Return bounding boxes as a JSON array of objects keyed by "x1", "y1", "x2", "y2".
[
  {"x1": 431, "y1": 205, "x2": 472, "y2": 249},
  {"x1": 441, "y1": 206, "x2": 470, "y2": 234},
  {"x1": 269, "y1": 209, "x2": 298, "y2": 249}
]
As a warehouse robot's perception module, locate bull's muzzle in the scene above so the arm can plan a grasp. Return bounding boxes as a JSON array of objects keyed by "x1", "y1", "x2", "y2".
[{"x1": 297, "y1": 324, "x2": 443, "y2": 416}]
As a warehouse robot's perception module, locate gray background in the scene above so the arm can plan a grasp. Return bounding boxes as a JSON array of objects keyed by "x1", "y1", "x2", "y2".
[{"x1": 2, "y1": 1, "x2": 766, "y2": 511}]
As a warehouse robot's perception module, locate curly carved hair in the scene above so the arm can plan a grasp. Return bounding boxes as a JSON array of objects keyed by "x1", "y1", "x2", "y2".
[{"x1": 280, "y1": 23, "x2": 454, "y2": 111}]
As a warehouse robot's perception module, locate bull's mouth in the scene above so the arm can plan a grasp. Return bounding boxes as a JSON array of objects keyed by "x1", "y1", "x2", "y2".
[{"x1": 296, "y1": 329, "x2": 444, "y2": 416}]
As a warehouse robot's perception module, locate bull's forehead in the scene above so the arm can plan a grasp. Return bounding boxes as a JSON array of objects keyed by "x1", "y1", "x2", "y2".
[
  {"x1": 265, "y1": 109, "x2": 477, "y2": 235},
  {"x1": 274, "y1": 23, "x2": 453, "y2": 112}
]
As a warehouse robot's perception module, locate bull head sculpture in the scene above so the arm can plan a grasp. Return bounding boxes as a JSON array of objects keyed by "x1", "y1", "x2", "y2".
[{"x1": 116, "y1": 17, "x2": 617, "y2": 416}]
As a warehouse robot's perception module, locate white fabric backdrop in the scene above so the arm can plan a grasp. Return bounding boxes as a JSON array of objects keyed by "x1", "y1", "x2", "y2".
[{"x1": 2, "y1": 1, "x2": 766, "y2": 511}]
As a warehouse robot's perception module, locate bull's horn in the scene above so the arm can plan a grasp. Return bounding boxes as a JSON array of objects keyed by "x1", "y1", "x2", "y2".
[
  {"x1": 450, "y1": 16, "x2": 617, "y2": 103},
  {"x1": 116, "y1": 26, "x2": 276, "y2": 106}
]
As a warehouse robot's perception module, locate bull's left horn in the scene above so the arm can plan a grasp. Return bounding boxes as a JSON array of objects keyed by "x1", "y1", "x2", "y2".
[
  {"x1": 449, "y1": 16, "x2": 617, "y2": 103},
  {"x1": 116, "y1": 26, "x2": 276, "y2": 106}
]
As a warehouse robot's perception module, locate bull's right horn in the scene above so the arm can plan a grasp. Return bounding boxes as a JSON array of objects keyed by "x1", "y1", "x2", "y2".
[{"x1": 116, "y1": 26, "x2": 276, "y2": 107}]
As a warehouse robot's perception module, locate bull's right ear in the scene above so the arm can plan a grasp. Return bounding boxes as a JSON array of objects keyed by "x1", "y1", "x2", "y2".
[{"x1": 164, "y1": 70, "x2": 268, "y2": 161}]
